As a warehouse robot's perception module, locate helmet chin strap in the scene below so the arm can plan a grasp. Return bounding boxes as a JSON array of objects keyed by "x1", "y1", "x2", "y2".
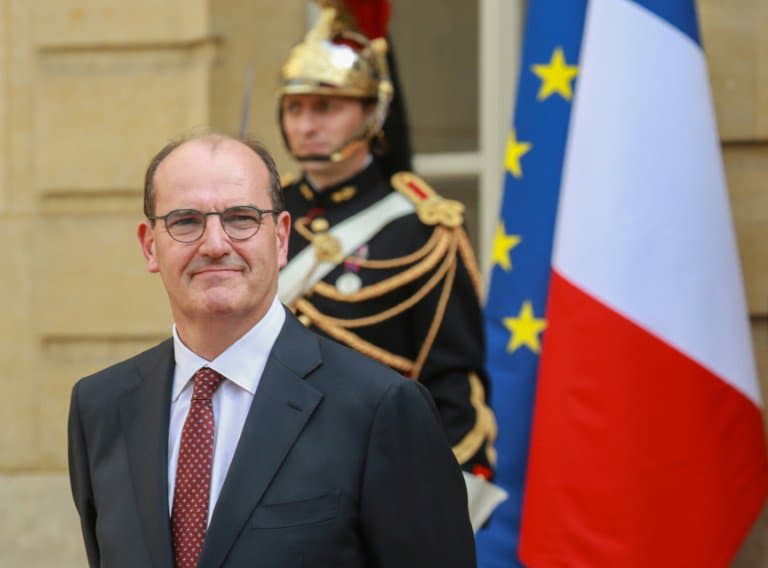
[{"x1": 291, "y1": 118, "x2": 373, "y2": 164}]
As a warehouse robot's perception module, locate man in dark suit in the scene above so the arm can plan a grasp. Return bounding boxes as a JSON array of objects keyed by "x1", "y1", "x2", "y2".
[{"x1": 67, "y1": 133, "x2": 475, "y2": 567}]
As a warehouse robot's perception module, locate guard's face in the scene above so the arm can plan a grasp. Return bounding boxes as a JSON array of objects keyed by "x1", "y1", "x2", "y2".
[
  {"x1": 281, "y1": 94, "x2": 371, "y2": 178},
  {"x1": 137, "y1": 139, "x2": 290, "y2": 330}
]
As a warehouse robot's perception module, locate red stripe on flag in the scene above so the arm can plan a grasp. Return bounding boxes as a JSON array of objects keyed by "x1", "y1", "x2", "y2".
[{"x1": 520, "y1": 271, "x2": 768, "y2": 566}]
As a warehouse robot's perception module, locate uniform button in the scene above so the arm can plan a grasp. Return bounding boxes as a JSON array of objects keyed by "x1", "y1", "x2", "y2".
[{"x1": 311, "y1": 218, "x2": 329, "y2": 232}]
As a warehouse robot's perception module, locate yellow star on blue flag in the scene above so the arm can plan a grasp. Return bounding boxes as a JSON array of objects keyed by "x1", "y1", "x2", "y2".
[
  {"x1": 505, "y1": 130, "x2": 532, "y2": 179},
  {"x1": 491, "y1": 222, "x2": 522, "y2": 271},
  {"x1": 531, "y1": 47, "x2": 579, "y2": 101},
  {"x1": 503, "y1": 301, "x2": 547, "y2": 353}
]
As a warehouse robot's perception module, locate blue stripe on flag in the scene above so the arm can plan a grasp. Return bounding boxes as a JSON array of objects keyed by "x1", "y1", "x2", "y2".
[
  {"x1": 475, "y1": 1, "x2": 587, "y2": 566},
  {"x1": 629, "y1": 0, "x2": 700, "y2": 45}
]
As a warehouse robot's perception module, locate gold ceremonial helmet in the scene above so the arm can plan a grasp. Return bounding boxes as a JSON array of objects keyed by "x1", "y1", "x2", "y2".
[{"x1": 278, "y1": 3, "x2": 394, "y2": 163}]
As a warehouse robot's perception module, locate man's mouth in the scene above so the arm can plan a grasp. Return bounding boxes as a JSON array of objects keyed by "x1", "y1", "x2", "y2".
[
  {"x1": 296, "y1": 143, "x2": 329, "y2": 155},
  {"x1": 191, "y1": 267, "x2": 242, "y2": 278}
]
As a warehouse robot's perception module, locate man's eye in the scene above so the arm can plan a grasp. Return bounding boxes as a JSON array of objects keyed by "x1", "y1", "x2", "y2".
[
  {"x1": 225, "y1": 211, "x2": 260, "y2": 227},
  {"x1": 169, "y1": 215, "x2": 202, "y2": 228}
]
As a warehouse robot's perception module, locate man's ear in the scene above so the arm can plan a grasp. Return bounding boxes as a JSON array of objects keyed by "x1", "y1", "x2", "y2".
[
  {"x1": 276, "y1": 210, "x2": 291, "y2": 269},
  {"x1": 137, "y1": 220, "x2": 160, "y2": 273}
]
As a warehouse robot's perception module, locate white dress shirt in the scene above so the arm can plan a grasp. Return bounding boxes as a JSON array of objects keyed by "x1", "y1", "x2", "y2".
[{"x1": 167, "y1": 297, "x2": 286, "y2": 524}]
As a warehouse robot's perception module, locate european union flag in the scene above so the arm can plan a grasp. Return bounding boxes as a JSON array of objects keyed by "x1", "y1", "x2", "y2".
[{"x1": 476, "y1": 1, "x2": 588, "y2": 565}]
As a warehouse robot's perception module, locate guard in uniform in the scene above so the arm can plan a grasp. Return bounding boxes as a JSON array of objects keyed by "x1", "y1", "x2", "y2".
[{"x1": 277, "y1": 1, "x2": 497, "y2": 477}]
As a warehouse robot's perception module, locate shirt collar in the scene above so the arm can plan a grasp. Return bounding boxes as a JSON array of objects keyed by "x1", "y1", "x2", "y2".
[{"x1": 171, "y1": 297, "x2": 286, "y2": 401}]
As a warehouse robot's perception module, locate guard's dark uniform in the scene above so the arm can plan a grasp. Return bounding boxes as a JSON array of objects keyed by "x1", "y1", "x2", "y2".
[{"x1": 282, "y1": 161, "x2": 497, "y2": 473}]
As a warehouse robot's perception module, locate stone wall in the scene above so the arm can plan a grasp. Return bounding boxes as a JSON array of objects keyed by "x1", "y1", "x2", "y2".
[
  {"x1": 703, "y1": 0, "x2": 768, "y2": 564},
  {"x1": 0, "y1": 1, "x2": 302, "y2": 564}
]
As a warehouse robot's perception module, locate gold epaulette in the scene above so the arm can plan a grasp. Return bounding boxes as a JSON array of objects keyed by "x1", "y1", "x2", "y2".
[
  {"x1": 391, "y1": 171, "x2": 465, "y2": 228},
  {"x1": 391, "y1": 171, "x2": 482, "y2": 297}
]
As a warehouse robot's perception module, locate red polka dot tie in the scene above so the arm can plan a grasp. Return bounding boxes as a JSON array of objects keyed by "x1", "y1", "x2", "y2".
[{"x1": 171, "y1": 368, "x2": 224, "y2": 568}]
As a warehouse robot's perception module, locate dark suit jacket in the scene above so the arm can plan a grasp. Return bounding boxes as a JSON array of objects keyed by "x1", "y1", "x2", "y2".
[{"x1": 68, "y1": 310, "x2": 476, "y2": 567}]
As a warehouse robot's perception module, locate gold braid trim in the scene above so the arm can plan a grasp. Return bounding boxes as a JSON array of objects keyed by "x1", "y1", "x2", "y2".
[
  {"x1": 411, "y1": 251, "x2": 456, "y2": 379},
  {"x1": 451, "y1": 372, "x2": 499, "y2": 467},
  {"x1": 296, "y1": 298, "x2": 415, "y2": 373},
  {"x1": 313, "y1": 228, "x2": 452, "y2": 303},
  {"x1": 293, "y1": 216, "x2": 316, "y2": 241},
  {"x1": 355, "y1": 227, "x2": 444, "y2": 269},
  {"x1": 305, "y1": 237, "x2": 458, "y2": 329},
  {"x1": 456, "y1": 228, "x2": 484, "y2": 301},
  {"x1": 295, "y1": 215, "x2": 445, "y2": 271}
]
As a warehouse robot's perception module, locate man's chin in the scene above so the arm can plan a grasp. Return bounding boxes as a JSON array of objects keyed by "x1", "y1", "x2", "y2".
[
  {"x1": 193, "y1": 302, "x2": 241, "y2": 320},
  {"x1": 191, "y1": 288, "x2": 244, "y2": 315}
]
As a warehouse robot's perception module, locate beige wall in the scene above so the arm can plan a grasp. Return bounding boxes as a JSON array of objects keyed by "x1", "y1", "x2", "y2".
[
  {"x1": 701, "y1": 1, "x2": 768, "y2": 564},
  {"x1": 0, "y1": 1, "x2": 302, "y2": 564},
  {"x1": 0, "y1": 1, "x2": 766, "y2": 565}
]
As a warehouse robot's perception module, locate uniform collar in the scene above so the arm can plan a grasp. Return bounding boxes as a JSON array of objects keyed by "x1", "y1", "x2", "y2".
[{"x1": 297, "y1": 158, "x2": 389, "y2": 209}]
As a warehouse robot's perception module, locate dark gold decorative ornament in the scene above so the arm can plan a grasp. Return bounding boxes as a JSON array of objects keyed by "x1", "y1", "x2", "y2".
[
  {"x1": 298, "y1": 314, "x2": 312, "y2": 327},
  {"x1": 331, "y1": 185, "x2": 357, "y2": 203},
  {"x1": 310, "y1": 217, "x2": 343, "y2": 263},
  {"x1": 299, "y1": 183, "x2": 314, "y2": 201},
  {"x1": 417, "y1": 197, "x2": 465, "y2": 228},
  {"x1": 390, "y1": 171, "x2": 465, "y2": 228}
]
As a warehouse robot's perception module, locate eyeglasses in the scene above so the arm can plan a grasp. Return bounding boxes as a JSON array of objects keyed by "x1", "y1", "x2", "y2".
[{"x1": 148, "y1": 206, "x2": 280, "y2": 243}]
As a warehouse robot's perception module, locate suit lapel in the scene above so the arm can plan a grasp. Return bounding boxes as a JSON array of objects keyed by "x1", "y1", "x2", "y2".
[
  {"x1": 199, "y1": 312, "x2": 324, "y2": 568},
  {"x1": 120, "y1": 339, "x2": 175, "y2": 568}
]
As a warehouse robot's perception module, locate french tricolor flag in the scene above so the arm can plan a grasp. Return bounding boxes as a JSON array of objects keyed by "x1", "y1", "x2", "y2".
[{"x1": 519, "y1": 0, "x2": 768, "y2": 565}]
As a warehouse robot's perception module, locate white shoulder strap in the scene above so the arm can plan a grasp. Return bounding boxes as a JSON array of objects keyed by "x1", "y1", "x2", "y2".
[{"x1": 279, "y1": 192, "x2": 416, "y2": 305}]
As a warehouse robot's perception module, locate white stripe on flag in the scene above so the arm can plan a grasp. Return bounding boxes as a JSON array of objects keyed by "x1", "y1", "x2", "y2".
[{"x1": 552, "y1": 0, "x2": 760, "y2": 405}]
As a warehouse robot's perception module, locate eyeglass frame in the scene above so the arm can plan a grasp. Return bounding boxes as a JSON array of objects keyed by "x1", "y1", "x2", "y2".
[{"x1": 147, "y1": 205, "x2": 282, "y2": 243}]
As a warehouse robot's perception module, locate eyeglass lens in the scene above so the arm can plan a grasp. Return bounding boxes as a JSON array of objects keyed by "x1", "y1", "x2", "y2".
[{"x1": 165, "y1": 207, "x2": 264, "y2": 242}]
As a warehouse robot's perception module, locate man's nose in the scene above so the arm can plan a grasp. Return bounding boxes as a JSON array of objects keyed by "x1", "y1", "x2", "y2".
[
  {"x1": 294, "y1": 110, "x2": 318, "y2": 134},
  {"x1": 198, "y1": 215, "x2": 232, "y2": 257}
]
